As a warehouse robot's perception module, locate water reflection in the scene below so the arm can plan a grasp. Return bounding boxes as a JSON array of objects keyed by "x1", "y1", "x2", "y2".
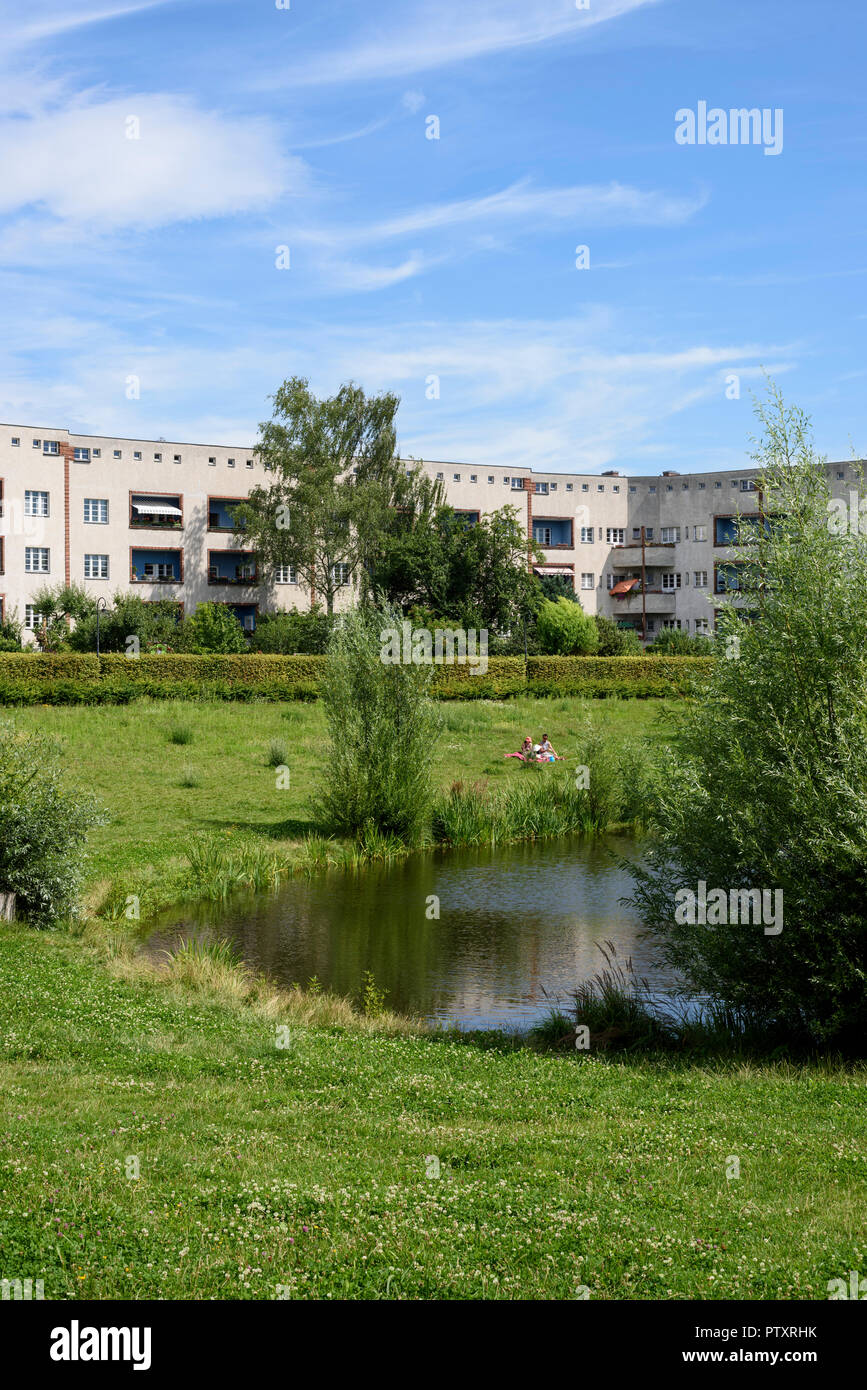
[{"x1": 144, "y1": 835, "x2": 679, "y2": 1029}]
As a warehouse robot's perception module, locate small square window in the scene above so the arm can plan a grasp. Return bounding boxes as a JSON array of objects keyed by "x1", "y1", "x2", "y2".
[
  {"x1": 228, "y1": 458, "x2": 235, "y2": 467},
  {"x1": 837, "y1": 470, "x2": 844, "y2": 480},
  {"x1": 566, "y1": 483, "x2": 573, "y2": 492},
  {"x1": 453, "y1": 473, "x2": 460, "y2": 482},
  {"x1": 715, "y1": 481, "x2": 722, "y2": 489},
  {"x1": 113, "y1": 450, "x2": 122, "y2": 459},
  {"x1": 613, "y1": 485, "x2": 619, "y2": 493},
  {"x1": 597, "y1": 484, "x2": 604, "y2": 492},
  {"x1": 174, "y1": 454, "x2": 182, "y2": 464},
  {"x1": 682, "y1": 483, "x2": 689, "y2": 490},
  {"x1": 582, "y1": 484, "x2": 589, "y2": 492},
  {"x1": 208, "y1": 457, "x2": 216, "y2": 466},
  {"x1": 629, "y1": 485, "x2": 636, "y2": 493},
  {"x1": 436, "y1": 472, "x2": 443, "y2": 481},
  {"x1": 731, "y1": 480, "x2": 738, "y2": 488},
  {"x1": 470, "y1": 474, "x2": 477, "y2": 483},
  {"x1": 550, "y1": 482, "x2": 557, "y2": 491},
  {"x1": 11, "y1": 437, "x2": 19, "y2": 446},
  {"x1": 698, "y1": 482, "x2": 705, "y2": 489},
  {"x1": 154, "y1": 453, "x2": 162, "y2": 461},
  {"x1": 134, "y1": 451, "x2": 142, "y2": 460},
  {"x1": 92, "y1": 448, "x2": 101, "y2": 457},
  {"x1": 246, "y1": 459, "x2": 254, "y2": 469},
  {"x1": 487, "y1": 475, "x2": 494, "y2": 484},
  {"x1": 32, "y1": 439, "x2": 41, "y2": 448},
  {"x1": 666, "y1": 485, "x2": 673, "y2": 492},
  {"x1": 649, "y1": 485, "x2": 656, "y2": 493}
]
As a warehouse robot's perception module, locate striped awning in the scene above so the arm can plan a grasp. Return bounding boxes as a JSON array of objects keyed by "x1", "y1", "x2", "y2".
[
  {"x1": 533, "y1": 565, "x2": 573, "y2": 576},
  {"x1": 133, "y1": 502, "x2": 182, "y2": 517}
]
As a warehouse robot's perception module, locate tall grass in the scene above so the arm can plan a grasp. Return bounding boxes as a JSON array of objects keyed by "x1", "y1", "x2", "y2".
[{"x1": 432, "y1": 727, "x2": 658, "y2": 845}]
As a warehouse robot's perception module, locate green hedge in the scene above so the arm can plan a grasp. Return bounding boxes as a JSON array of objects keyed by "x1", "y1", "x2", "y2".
[
  {"x1": 526, "y1": 655, "x2": 714, "y2": 698},
  {"x1": 0, "y1": 652, "x2": 714, "y2": 704}
]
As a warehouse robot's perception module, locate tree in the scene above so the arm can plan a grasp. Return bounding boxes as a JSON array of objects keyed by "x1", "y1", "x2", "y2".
[
  {"x1": 371, "y1": 504, "x2": 543, "y2": 634},
  {"x1": 312, "y1": 601, "x2": 442, "y2": 845},
  {"x1": 629, "y1": 385, "x2": 867, "y2": 1046},
  {"x1": 234, "y1": 377, "x2": 442, "y2": 615},
  {"x1": 29, "y1": 583, "x2": 95, "y2": 651},
  {"x1": 179, "y1": 603, "x2": 247, "y2": 653},
  {"x1": 536, "y1": 596, "x2": 599, "y2": 655},
  {"x1": 68, "y1": 594, "x2": 182, "y2": 653}
]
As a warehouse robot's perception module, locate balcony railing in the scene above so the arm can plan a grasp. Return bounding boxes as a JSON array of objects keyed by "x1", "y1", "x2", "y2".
[{"x1": 208, "y1": 567, "x2": 259, "y2": 586}]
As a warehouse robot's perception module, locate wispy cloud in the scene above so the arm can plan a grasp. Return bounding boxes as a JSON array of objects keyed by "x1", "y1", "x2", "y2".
[
  {"x1": 259, "y1": 0, "x2": 664, "y2": 87},
  {"x1": 1, "y1": 0, "x2": 178, "y2": 48}
]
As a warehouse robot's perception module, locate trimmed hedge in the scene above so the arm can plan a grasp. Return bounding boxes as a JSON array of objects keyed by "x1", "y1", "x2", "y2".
[
  {"x1": 0, "y1": 652, "x2": 714, "y2": 704},
  {"x1": 526, "y1": 655, "x2": 714, "y2": 698}
]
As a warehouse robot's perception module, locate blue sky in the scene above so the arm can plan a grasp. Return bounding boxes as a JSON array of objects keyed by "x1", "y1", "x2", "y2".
[{"x1": 0, "y1": 0, "x2": 865, "y2": 472}]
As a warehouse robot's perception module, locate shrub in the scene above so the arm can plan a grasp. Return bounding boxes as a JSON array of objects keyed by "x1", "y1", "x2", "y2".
[
  {"x1": 168, "y1": 722, "x2": 193, "y2": 745},
  {"x1": 266, "y1": 738, "x2": 290, "y2": 767},
  {"x1": 536, "y1": 597, "x2": 599, "y2": 655},
  {"x1": 0, "y1": 721, "x2": 106, "y2": 924},
  {"x1": 593, "y1": 614, "x2": 643, "y2": 656},
  {"x1": 248, "y1": 608, "x2": 335, "y2": 654},
  {"x1": 178, "y1": 603, "x2": 248, "y2": 654},
  {"x1": 312, "y1": 601, "x2": 442, "y2": 845},
  {"x1": 649, "y1": 627, "x2": 713, "y2": 655}
]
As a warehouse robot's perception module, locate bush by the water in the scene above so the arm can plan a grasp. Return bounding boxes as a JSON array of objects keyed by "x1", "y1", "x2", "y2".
[
  {"x1": 312, "y1": 602, "x2": 442, "y2": 845},
  {"x1": 0, "y1": 721, "x2": 106, "y2": 924},
  {"x1": 629, "y1": 387, "x2": 867, "y2": 1048}
]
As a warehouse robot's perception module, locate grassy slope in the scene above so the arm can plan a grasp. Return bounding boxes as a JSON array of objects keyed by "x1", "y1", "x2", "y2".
[
  {"x1": 1, "y1": 926, "x2": 864, "y2": 1301},
  {"x1": 13, "y1": 697, "x2": 669, "y2": 889}
]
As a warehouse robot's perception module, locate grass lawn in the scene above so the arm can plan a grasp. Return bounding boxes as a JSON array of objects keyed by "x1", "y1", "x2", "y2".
[
  {"x1": 12, "y1": 696, "x2": 672, "y2": 905},
  {"x1": 1, "y1": 924, "x2": 863, "y2": 1301}
]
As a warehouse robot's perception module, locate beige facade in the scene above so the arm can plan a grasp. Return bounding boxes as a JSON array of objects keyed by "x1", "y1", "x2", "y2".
[{"x1": 0, "y1": 422, "x2": 857, "y2": 641}]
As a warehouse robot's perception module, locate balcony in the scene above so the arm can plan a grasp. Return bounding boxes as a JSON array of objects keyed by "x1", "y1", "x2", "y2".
[
  {"x1": 208, "y1": 497, "x2": 246, "y2": 532},
  {"x1": 130, "y1": 494, "x2": 183, "y2": 530},
  {"x1": 610, "y1": 542, "x2": 676, "y2": 568},
  {"x1": 208, "y1": 550, "x2": 258, "y2": 586},
  {"x1": 130, "y1": 548, "x2": 182, "y2": 584},
  {"x1": 610, "y1": 588, "x2": 677, "y2": 614}
]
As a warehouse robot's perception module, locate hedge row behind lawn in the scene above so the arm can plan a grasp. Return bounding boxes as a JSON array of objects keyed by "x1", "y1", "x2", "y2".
[{"x1": 0, "y1": 652, "x2": 714, "y2": 704}]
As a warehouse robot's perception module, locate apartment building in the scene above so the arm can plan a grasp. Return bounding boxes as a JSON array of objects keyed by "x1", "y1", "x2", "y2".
[{"x1": 0, "y1": 423, "x2": 857, "y2": 641}]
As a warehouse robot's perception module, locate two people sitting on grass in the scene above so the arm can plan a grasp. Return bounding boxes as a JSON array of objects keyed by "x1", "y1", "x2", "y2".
[{"x1": 505, "y1": 734, "x2": 561, "y2": 763}]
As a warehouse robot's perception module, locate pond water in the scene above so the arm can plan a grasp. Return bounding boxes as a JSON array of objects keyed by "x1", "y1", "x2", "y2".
[{"x1": 144, "y1": 835, "x2": 683, "y2": 1030}]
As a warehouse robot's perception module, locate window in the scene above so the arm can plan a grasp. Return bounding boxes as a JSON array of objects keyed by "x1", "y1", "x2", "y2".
[
  {"x1": 580, "y1": 572, "x2": 594, "y2": 590},
  {"x1": 606, "y1": 574, "x2": 615, "y2": 590},
  {"x1": 681, "y1": 483, "x2": 689, "y2": 490},
  {"x1": 73, "y1": 447, "x2": 90, "y2": 462},
  {"x1": 92, "y1": 448, "x2": 101, "y2": 458},
  {"x1": 698, "y1": 482, "x2": 706, "y2": 490},
  {"x1": 25, "y1": 547, "x2": 50, "y2": 573},
  {"x1": 661, "y1": 619, "x2": 682, "y2": 630},
  {"x1": 43, "y1": 440, "x2": 59, "y2": 455},
  {"x1": 487, "y1": 475, "x2": 494, "y2": 484},
  {"x1": 632, "y1": 527, "x2": 641, "y2": 540},
  {"x1": 174, "y1": 454, "x2": 182, "y2": 463},
  {"x1": 741, "y1": 479, "x2": 756, "y2": 492},
  {"x1": 661, "y1": 572, "x2": 681, "y2": 590},
  {"x1": 694, "y1": 570, "x2": 708, "y2": 587},
  {"x1": 731, "y1": 480, "x2": 739, "y2": 488},
  {"x1": 11, "y1": 437, "x2": 19, "y2": 446},
  {"x1": 837, "y1": 470, "x2": 845, "y2": 480},
  {"x1": 536, "y1": 481, "x2": 548, "y2": 495},
  {"x1": 580, "y1": 526, "x2": 594, "y2": 544},
  {"x1": 84, "y1": 498, "x2": 108, "y2": 524},
  {"x1": 24, "y1": 605, "x2": 41, "y2": 631},
  {"x1": 597, "y1": 484, "x2": 604, "y2": 492},
  {"x1": 145, "y1": 562, "x2": 175, "y2": 580},
  {"x1": 695, "y1": 617, "x2": 710, "y2": 634},
  {"x1": 613, "y1": 485, "x2": 620, "y2": 493},
  {"x1": 503, "y1": 477, "x2": 510, "y2": 485},
  {"x1": 209, "y1": 457, "x2": 216, "y2": 466},
  {"x1": 660, "y1": 527, "x2": 680, "y2": 544},
  {"x1": 649, "y1": 485, "x2": 656, "y2": 493},
  {"x1": 84, "y1": 554, "x2": 109, "y2": 579},
  {"x1": 534, "y1": 526, "x2": 552, "y2": 546},
  {"x1": 606, "y1": 528, "x2": 625, "y2": 544},
  {"x1": 228, "y1": 458, "x2": 236, "y2": 468},
  {"x1": 331, "y1": 563, "x2": 351, "y2": 587},
  {"x1": 154, "y1": 453, "x2": 162, "y2": 461},
  {"x1": 470, "y1": 474, "x2": 477, "y2": 483},
  {"x1": 134, "y1": 451, "x2": 142, "y2": 460},
  {"x1": 666, "y1": 484, "x2": 673, "y2": 492},
  {"x1": 715, "y1": 481, "x2": 722, "y2": 489},
  {"x1": 275, "y1": 565, "x2": 297, "y2": 584},
  {"x1": 511, "y1": 478, "x2": 524, "y2": 490},
  {"x1": 550, "y1": 482, "x2": 557, "y2": 491},
  {"x1": 113, "y1": 449, "x2": 122, "y2": 459},
  {"x1": 32, "y1": 439, "x2": 41, "y2": 448},
  {"x1": 694, "y1": 525, "x2": 707, "y2": 541},
  {"x1": 566, "y1": 483, "x2": 573, "y2": 492},
  {"x1": 629, "y1": 485, "x2": 636, "y2": 493},
  {"x1": 24, "y1": 490, "x2": 49, "y2": 517},
  {"x1": 581, "y1": 483, "x2": 589, "y2": 492},
  {"x1": 246, "y1": 460, "x2": 254, "y2": 469}
]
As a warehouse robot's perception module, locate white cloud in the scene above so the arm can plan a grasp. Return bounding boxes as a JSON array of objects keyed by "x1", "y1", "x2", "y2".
[
  {"x1": 0, "y1": 95, "x2": 304, "y2": 231},
  {"x1": 264, "y1": 0, "x2": 663, "y2": 87},
  {"x1": 1, "y1": 0, "x2": 177, "y2": 48}
]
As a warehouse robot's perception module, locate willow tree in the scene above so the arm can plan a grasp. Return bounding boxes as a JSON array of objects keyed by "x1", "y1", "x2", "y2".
[
  {"x1": 234, "y1": 377, "x2": 442, "y2": 614},
  {"x1": 630, "y1": 384, "x2": 867, "y2": 1047}
]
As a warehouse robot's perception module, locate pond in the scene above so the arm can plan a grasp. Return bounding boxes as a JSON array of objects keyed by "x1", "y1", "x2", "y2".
[{"x1": 144, "y1": 835, "x2": 682, "y2": 1030}]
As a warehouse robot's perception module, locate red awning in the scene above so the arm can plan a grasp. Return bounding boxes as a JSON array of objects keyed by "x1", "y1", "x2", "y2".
[{"x1": 610, "y1": 578, "x2": 640, "y2": 597}]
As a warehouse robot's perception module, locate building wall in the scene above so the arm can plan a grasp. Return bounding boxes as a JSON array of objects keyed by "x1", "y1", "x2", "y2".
[{"x1": 0, "y1": 423, "x2": 858, "y2": 639}]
